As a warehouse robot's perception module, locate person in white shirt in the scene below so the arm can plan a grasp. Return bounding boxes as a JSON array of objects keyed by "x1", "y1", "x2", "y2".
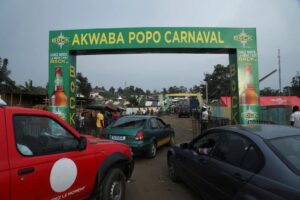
[
  {"x1": 201, "y1": 106, "x2": 209, "y2": 134},
  {"x1": 290, "y1": 106, "x2": 300, "y2": 128}
]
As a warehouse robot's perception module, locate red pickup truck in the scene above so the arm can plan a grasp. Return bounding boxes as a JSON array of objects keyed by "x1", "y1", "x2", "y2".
[{"x1": 0, "y1": 105, "x2": 134, "y2": 200}]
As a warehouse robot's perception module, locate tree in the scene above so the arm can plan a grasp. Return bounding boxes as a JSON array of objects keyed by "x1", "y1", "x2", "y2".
[
  {"x1": 168, "y1": 85, "x2": 187, "y2": 93},
  {"x1": 291, "y1": 71, "x2": 300, "y2": 97},
  {"x1": 135, "y1": 87, "x2": 145, "y2": 95},
  {"x1": 202, "y1": 64, "x2": 231, "y2": 100},
  {"x1": 76, "y1": 72, "x2": 92, "y2": 98},
  {"x1": 283, "y1": 86, "x2": 292, "y2": 96},
  {"x1": 260, "y1": 87, "x2": 280, "y2": 96},
  {"x1": 117, "y1": 87, "x2": 123, "y2": 96},
  {"x1": 0, "y1": 58, "x2": 16, "y2": 92},
  {"x1": 145, "y1": 90, "x2": 151, "y2": 96},
  {"x1": 23, "y1": 79, "x2": 33, "y2": 93},
  {"x1": 189, "y1": 85, "x2": 201, "y2": 93},
  {"x1": 162, "y1": 88, "x2": 167, "y2": 94},
  {"x1": 128, "y1": 96, "x2": 139, "y2": 107},
  {"x1": 109, "y1": 86, "x2": 115, "y2": 98}
]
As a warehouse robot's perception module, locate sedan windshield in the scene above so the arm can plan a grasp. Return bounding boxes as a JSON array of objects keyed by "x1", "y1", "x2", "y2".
[
  {"x1": 269, "y1": 135, "x2": 300, "y2": 173},
  {"x1": 111, "y1": 117, "x2": 146, "y2": 129}
]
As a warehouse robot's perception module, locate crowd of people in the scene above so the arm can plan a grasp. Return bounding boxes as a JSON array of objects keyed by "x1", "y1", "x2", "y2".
[{"x1": 75, "y1": 104, "x2": 300, "y2": 138}]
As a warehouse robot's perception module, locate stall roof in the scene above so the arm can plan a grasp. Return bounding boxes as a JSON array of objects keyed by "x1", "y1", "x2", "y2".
[{"x1": 219, "y1": 96, "x2": 300, "y2": 107}]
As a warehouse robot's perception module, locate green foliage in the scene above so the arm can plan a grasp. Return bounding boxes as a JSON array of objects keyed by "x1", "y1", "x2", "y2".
[
  {"x1": 202, "y1": 64, "x2": 231, "y2": 100},
  {"x1": 128, "y1": 96, "x2": 139, "y2": 107},
  {"x1": 19, "y1": 79, "x2": 47, "y2": 95},
  {"x1": 0, "y1": 57, "x2": 17, "y2": 92},
  {"x1": 260, "y1": 87, "x2": 280, "y2": 96},
  {"x1": 76, "y1": 72, "x2": 92, "y2": 98},
  {"x1": 189, "y1": 85, "x2": 201, "y2": 93},
  {"x1": 167, "y1": 85, "x2": 187, "y2": 93},
  {"x1": 291, "y1": 71, "x2": 300, "y2": 97}
]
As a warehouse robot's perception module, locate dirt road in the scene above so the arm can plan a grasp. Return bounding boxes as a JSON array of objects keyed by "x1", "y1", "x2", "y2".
[{"x1": 125, "y1": 115, "x2": 200, "y2": 200}]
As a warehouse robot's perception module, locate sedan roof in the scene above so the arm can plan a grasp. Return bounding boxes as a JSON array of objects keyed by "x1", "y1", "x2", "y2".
[{"x1": 213, "y1": 124, "x2": 300, "y2": 140}]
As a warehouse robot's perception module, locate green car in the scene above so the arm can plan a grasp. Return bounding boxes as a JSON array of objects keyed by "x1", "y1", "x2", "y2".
[{"x1": 104, "y1": 115, "x2": 175, "y2": 158}]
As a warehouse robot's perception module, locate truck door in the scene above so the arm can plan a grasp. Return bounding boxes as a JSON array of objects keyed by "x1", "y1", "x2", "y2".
[
  {"x1": 6, "y1": 110, "x2": 97, "y2": 200},
  {"x1": 0, "y1": 108, "x2": 10, "y2": 200}
]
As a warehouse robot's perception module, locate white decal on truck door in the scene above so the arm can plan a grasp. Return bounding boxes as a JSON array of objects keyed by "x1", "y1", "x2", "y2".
[{"x1": 50, "y1": 158, "x2": 77, "y2": 193}]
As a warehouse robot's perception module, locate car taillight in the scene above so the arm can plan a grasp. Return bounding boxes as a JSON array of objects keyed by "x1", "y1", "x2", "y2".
[{"x1": 136, "y1": 131, "x2": 144, "y2": 140}]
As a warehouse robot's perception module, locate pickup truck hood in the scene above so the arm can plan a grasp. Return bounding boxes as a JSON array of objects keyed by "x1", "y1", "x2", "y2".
[
  {"x1": 84, "y1": 135, "x2": 117, "y2": 145},
  {"x1": 84, "y1": 135, "x2": 131, "y2": 156}
]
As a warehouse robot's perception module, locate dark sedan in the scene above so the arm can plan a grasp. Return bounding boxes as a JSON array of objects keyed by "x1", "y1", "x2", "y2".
[
  {"x1": 178, "y1": 107, "x2": 190, "y2": 118},
  {"x1": 167, "y1": 124, "x2": 300, "y2": 199}
]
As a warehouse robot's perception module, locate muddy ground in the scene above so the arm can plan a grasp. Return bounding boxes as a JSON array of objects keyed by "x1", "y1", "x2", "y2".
[{"x1": 125, "y1": 115, "x2": 201, "y2": 200}]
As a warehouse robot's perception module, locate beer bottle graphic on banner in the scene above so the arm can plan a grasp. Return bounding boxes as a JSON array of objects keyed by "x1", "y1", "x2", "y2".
[
  {"x1": 50, "y1": 67, "x2": 67, "y2": 120},
  {"x1": 240, "y1": 83, "x2": 258, "y2": 105},
  {"x1": 240, "y1": 64, "x2": 259, "y2": 123}
]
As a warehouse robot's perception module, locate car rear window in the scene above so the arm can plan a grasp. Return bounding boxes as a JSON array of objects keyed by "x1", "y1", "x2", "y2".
[
  {"x1": 111, "y1": 117, "x2": 146, "y2": 129},
  {"x1": 269, "y1": 135, "x2": 300, "y2": 174}
]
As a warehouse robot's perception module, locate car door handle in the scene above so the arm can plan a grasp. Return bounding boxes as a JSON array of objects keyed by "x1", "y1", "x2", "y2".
[{"x1": 18, "y1": 167, "x2": 35, "y2": 175}]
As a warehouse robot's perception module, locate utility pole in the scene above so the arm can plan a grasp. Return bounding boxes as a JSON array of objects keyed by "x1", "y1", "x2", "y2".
[
  {"x1": 205, "y1": 81, "x2": 208, "y2": 105},
  {"x1": 278, "y1": 49, "x2": 282, "y2": 93}
]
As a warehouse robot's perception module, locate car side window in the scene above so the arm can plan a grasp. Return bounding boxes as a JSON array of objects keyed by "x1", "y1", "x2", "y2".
[
  {"x1": 192, "y1": 133, "x2": 219, "y2": 155},
  {"x1": 156, "y1": 119, "x2": 166, "y2": 128},
  {"x1": 14, "y1": 115, "x2": 79, "y2": 156},
  {"x1": 212, "y1": 132, "x2": 251, "y2": 167},
  {"x1": 150, "y1": 118, "x2": 159, "y2": 129},
  {"x1": 241, "y1": 145, "x2": 262, "y2": 173}
]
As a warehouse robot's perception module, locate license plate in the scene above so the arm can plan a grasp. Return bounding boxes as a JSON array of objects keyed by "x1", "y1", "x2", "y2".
[{"x1": 111, "y1": 135, "x2": 126, "y2": 141}]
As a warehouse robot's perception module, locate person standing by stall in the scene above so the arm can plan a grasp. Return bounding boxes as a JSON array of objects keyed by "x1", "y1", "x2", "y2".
[
  {"x1": 96, "y1": 110, "x2": 105, "y2": 138},
  {"x1": 201, "y1": 106, "x2": 208, "y2": 134},
  {"x1": 290, "y1": 106, "x2": 300, "y2": 128}
]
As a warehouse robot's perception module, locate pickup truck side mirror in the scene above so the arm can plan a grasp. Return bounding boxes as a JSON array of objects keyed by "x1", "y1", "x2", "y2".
[
  {"x1": 78, "y1": 136, "x2": 87, "y2": 151},
  {"x1": 165, "y1": 124, "x2": 171, "y2": 128}
]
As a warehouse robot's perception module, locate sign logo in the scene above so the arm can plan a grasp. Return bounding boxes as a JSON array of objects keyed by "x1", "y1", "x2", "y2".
[
  {"x1": 271, "y1": 98, "x2": 287, "y2": 104},
  {"x1": 50, "y1": 158, "x2": 77, "y2": 193},
  {"x1": 241, "y1": 108, "x2": 257, "y2": 120},
  {"x1": 234, "y1": 30, "x2": 253, "y2": 47},
  {"x1": 52, "y1": 32, "x2": 69, "y2": 49}
]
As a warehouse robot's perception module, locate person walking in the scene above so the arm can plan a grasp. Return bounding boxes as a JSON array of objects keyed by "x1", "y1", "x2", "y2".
[
  {"x1": 201, "y1": 106, "x2": 208, "y2": 134},
  {"x1": 79, "y1": 112, "x2": 85, "y2": 128},
  {"x1": 96, "y1": 110, "x2": 105, "y2": 138},
  {"x1": 290, "y1": 106, "x2": 300, "y2": 128}
]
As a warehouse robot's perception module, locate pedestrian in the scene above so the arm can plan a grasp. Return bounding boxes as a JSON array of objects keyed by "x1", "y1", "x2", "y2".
[
  {"x1": 79, "y1": 112, "x2": 85, "y2": 128},
  {"x1": 290, "y1": 106, "x2": 300, "y2": 128},
  {"x1": 201, "y1": 106, "x2": 208, "y2": 134},
  {"x1": 96, "y1": 110, "x2": 105, "y2": 138},
  {"x1": 145, "y1": 108, "x2": 150, "y2": 115},
  {"x1": 207, "y1": 107, "x2": 212, "y2": 127},
  {"x1": 150, "y1": 108, "x2": 154, "y2": 115}
]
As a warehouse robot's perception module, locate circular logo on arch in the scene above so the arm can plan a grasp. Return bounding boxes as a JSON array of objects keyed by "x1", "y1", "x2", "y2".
[{"x1": 50, "y1": 158, "x2": 77, "y2": 193}]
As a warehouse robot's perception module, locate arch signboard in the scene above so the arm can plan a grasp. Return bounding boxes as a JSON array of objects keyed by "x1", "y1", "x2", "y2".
[{"x1": 49, "y1": 27, "x2": 260, "y2": 126}]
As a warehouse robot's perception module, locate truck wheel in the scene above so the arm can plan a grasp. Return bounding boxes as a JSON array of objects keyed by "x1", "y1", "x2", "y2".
[
  {"x1": 98, "y1": 168, "x2": 126, "y2": 200},
  {"x1": 147, "y1": 142, "x2": 157, "y2": 158},
  {"x1": 168, "y1": 155, "x2": 180, "y2": 182}
]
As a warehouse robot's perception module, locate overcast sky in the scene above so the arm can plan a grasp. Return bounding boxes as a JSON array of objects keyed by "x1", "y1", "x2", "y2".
[{"x1": 0, "y1": 0, "x2": 299, "y2": 91}]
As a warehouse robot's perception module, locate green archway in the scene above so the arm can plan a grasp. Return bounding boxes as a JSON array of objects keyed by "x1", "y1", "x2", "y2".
[{"x1": 49, "y1": 27, "x2": 260, "y2": 126}]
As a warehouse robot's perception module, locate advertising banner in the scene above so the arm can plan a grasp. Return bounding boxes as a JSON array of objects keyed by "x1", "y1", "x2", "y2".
[{"x1": 49, "y1": 27, "x2": 259, "y2": 126}]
